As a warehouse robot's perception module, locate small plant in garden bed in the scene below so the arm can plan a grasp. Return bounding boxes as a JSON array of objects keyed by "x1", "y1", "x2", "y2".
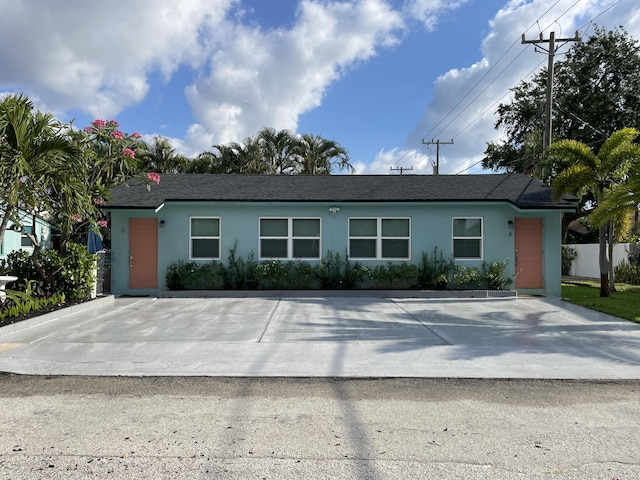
[
  {"x1": 165, "y1": 247, "x2": 513, "y2": 291},
  {"x1": 0, "y1": 242, "x2": 98, "y2": 327}
]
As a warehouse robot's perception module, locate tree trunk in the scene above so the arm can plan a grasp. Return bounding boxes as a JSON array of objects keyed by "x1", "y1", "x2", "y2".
[
  {"x1": 599, "y1": 224, "x2": 610, "y2": 297},
  {"x1": 0, "y1": 203, "x2": 16, "y2": 247},
  {"x1": 608, "y1": 219, "x2": 616, "y2": 292}
]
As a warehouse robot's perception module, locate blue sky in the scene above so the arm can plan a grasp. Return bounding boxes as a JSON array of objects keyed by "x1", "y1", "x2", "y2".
[{"x1": 1, "y1": 0, "x2": 638, "y2": 175}]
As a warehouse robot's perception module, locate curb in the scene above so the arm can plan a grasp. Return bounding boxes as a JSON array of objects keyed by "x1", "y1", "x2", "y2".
[
  {"x1": 160, "y1": 289, "x2": 518, "y2": 299},
  {"x1": 0, "y1": 295, "x2": 115, "y2": 337}
]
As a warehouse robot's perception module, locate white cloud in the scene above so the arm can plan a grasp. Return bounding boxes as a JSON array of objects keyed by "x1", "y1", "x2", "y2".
[
  {"x1": 404, "y1": 0, "x2": 470, "y2": 30},
  {"x1": 0, "y1": 0, "x2": 235, "y2": 118},
  {"x1": 2, "y1": 0, "x2": 638, "y2": 171},
  {"x1": 185, "y1": 0, "x2": 404, "y2": 145},
  {"x1": 402, "y1": 0, "x2": 640, "y2": 174},
  {"x1": 358, "y1": 148, "x2": 432, "y2": 174}
]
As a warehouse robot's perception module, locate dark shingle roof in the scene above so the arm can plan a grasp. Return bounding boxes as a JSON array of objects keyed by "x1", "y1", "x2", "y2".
[{"x1": 105, "y1": 173, "x2": 576, "y2": 210}]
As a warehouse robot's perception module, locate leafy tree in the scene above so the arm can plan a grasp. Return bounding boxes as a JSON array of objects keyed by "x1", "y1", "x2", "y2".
[
  {"x1": 546, "y1": 128, "x2": 640, "y2": 297},
  {"x1": 484, "y1": 27, "x2": 640, "y2": 176},
  {"x1": 58, "y1": 119, "x2": 151, "y2": 252}
]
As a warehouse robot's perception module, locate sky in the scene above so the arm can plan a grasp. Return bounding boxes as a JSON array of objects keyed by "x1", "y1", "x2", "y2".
[{"x1": 1, "y1": 0, "x2": 639, "y2": 175}]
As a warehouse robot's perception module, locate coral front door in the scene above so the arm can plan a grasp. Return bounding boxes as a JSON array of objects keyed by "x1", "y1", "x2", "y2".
[
  {"x1": 515, "y1": 218, "x2": 543, "y2": 289},
  {"x1": 129, "y1": 218, "x2": 158, "y2": 289}
]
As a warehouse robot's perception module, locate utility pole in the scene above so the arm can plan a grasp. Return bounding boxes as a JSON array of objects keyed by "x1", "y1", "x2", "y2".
[
  {"x1": 521, "y1": 31, "x2": 579, "y2": 151},
  {"x1": 422, "y1": 139, "x2": 453, "y2": 175},
  {"x1": 390, "y1": 166, "x2": 413, "y2": 175}
]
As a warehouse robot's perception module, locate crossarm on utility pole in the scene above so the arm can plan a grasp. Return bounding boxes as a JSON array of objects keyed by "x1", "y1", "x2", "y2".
[{"x1": 422, "y1": 139, "x2": 453, "y2": 175}]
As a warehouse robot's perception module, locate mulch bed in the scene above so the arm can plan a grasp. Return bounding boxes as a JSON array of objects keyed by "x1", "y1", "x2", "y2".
[{"x1": 0, "y1": 298, "x2": 99, "y2": 330}]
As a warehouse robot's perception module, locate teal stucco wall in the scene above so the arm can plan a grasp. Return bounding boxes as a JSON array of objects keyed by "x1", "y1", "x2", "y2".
[
  {"x1": 107, "y1": 201, "x2": 566, "y2": 296},
  {"x1": 0, "y1": 215, "x2": 54, "y2": 260}
]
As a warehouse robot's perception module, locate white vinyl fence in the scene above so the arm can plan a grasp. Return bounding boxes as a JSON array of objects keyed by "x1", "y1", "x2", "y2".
[{"x1": 563, "y1": 243, "x2": 632, "y2": 279}]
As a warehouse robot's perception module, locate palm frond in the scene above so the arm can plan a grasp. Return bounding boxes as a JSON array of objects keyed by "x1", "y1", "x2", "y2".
[{"x1": 552, "y1": 164, "x2": 597, "y2": 201}]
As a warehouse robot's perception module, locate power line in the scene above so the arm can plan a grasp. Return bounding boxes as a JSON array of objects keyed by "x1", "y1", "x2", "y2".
[
  {"x1": 440, "y1": 1, "x2": 622, "y2": 174},
  {"x1": 397, "y1": 1, "x2": 572, "y2": 171}
]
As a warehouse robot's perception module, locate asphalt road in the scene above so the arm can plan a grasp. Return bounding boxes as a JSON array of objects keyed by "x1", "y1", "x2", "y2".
[{"x1": 1, "y1": 375, "x2": 638, "y2": 479}]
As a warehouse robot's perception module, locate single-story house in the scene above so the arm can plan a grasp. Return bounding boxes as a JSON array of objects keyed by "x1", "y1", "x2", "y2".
[{"x1": 105, "y1": 173, "x2": 577, "y2": 296}]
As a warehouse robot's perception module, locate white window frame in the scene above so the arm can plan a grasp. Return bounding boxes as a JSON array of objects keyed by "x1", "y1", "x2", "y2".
[
  {"x1": 348, "y1": 217, "x2": 411, "y2": 260},
  {"x1": 20, "y1": 225, "x2": 34, "y2": 249},
  {"x1": 189, "y1": 216, "x2": 221, "y2": 260},
  {"x1": 259, "y1": 217, "x2": 321, "y2": 260},
  {"x1": 452, "y1": 216, "x2": 483, "y2": 260}
]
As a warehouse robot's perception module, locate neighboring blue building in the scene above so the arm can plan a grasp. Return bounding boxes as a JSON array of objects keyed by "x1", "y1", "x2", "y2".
[
  {"x1": 0, "y1": 212, "x2": 54, "y2": 259},
  {"x1": 105, "y1": 173, "x2": 576, "y2": 296}
]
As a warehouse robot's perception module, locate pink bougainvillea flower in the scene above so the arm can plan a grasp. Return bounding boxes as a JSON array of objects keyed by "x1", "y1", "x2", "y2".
[
  {"x1": 110, "y1": 130, "x2": 124, "y2": 139},
  {"x1": 97, "y1": 219, "x2": 108, "y2": 228},
  {"x1": 108, "y1": 120, "x2": 119, "y2": 127},
  {"x1": 131, "y1": 132, "x2": 142, "y2": 139},
  {"x1": 122, "y1": 147, "x2": 136, "y2": 158},
  {"x1": 92, "y1": 119, "x2": 106, "y2": 128},
  {"x1": 146, "y1": 172, "x2": 161, "y2": 184},
  {"x1": 92, "y1": 197, "x2": 104, "y2": 205},
  {"x1": 71, "y1": 214, "x2": 82, "y2": 223},
  {"x1": 83, "y1": 126, "x2": 94, "y2": 133}
]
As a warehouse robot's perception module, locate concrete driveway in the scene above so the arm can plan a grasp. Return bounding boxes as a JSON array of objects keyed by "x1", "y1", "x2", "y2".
[{"x1": 0, "y1": 295, "x2": 639, "y2": 378}]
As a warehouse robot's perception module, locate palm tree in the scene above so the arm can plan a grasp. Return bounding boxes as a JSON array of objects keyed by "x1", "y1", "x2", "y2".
[
  {"x1": 0, "y1": 94, "x2": 78, "y2": 248},
  {"x1": 209, "y1": 139, "x2": 267, "y2": 174},
  {"x1": 256, "y1": 127, "x2": 297, "y2": 174},
  {"x1": 546, "y1": 128, "x2": 640, "y2": 296},
  {"x1": 136, "y1": 136, "x2": 186, "y2": 173},
  {"x1": 293, "y1": 134, "x2": 353, "y2": 174}
]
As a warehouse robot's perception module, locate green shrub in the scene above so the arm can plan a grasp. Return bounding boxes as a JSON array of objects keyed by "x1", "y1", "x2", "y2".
[
  {"x1": 0, "y1": 243, "x2": 96, "y2": 300},
  {"x1": 615, "y1": 261, "x2": 640, "y2": 285},
  {"x1": 449, "y1": 265, "x2": 481, "y2": 289},
  {"x1": 225, "y1": 243, "x2": 246, "y2": 288},
  {"x1": 165, "y1": 261, "x2": 188, "y2": 290},
  {"x1": 317, "y1": 251, "x2": 345, "y2": 288},
  {"x1": 165, "y1": 260, "x2": 224, "y2": 290},
  {"x1": 164, "y1": 249, "x2": 513, "y2": 291},
  {"x1": 481, "y1": 259, "x2": 512, "y2": 290},
  {"x1": 419, "y1": 247, "x2": 455, "y2": 289},
  {"x1": 368, "y1": 263, "x2": 420, "y2": 289},
  {"x1": 51, "y1": 243, "x2": 97, "y2": 300}
]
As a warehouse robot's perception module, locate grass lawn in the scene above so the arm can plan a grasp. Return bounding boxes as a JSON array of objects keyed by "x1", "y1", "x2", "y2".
[{"x1": 561, "y1": 280, "x2": 640, "y2": 324}]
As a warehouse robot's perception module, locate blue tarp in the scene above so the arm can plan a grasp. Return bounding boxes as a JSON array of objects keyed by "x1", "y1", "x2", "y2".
[{"x1": 87, "y1": 231, "x2": 104, "y2": 254}]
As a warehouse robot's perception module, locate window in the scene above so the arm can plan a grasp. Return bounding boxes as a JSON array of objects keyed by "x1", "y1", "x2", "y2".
[
  {"x1": 452, "y1": 217, "x2": 482, "y2": 259},
  {"x1": 260, "y1": 218, "x2": 321, "y2": 259},
  {"x1": 21, "y1": 226, "x2": 33, "y2": 248},
  {"x1": 190, "y1": 217, "x2": 220, "y2": 260},
  {"x1": 349, "y1": 218, "x2": 410, "y2": 260}
]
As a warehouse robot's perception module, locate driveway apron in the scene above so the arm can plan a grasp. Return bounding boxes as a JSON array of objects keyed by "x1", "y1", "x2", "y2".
[{"x1": 0, "y1": 296, "x2": 639, "y2": 378}]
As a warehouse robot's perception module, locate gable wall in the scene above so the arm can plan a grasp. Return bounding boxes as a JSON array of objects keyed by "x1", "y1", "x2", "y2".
[{"x1": 108, "y1": 201, "x2": 564, "y2": 296}]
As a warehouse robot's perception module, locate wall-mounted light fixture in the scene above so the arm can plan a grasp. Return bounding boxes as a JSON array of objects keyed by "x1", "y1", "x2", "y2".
[
  {"x1": 159, "y1": 220, "x2": 166, "y2": 228},
  {"x1": 329, "y1": 207, "x2": 340, "y2": 215},
  {"x1": 507, "y1": 220, "x2": 514, "y2": 229}
]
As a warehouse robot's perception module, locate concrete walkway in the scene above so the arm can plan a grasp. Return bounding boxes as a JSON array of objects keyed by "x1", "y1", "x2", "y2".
[{"x1": 0, "y1": 295, "x2": 639, "y2": 379}]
